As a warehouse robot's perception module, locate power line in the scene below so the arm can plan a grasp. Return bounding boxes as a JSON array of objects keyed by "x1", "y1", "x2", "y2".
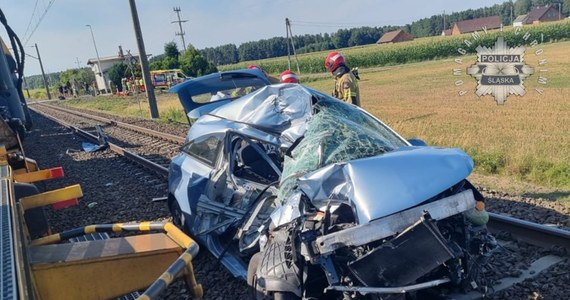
[
  {"x1": 24, "y1": 0, "x2": 56, "y2": 46},
  {"x1": 22, "y1": 0, "x2": 40, "y2": 40}
]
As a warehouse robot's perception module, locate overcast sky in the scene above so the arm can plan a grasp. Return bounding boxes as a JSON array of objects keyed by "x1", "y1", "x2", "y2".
[{"x1": 2, "y1": 0, "x2": 508, "y2": 76}]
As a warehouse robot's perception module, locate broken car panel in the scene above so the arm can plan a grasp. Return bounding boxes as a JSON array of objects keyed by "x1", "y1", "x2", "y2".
[{"x1": 168, "y1": 83, "x2": 496, "y2": 299}]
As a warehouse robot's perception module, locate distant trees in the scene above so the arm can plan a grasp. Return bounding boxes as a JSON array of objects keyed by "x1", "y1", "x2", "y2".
[
  {"x1": 58, "y1": 68, "x2": 95, "y2": 87},
  {"x1": 564, "y1": 0, "x2": 570, "y2": 15},
  {"x1": 195, "y1": 27, "x2": 399, "y2": 66},
  {"x1": 515, "y1": 0, "x2": 532, "y2": 16},
  {"x1": 150, "y1": 42, "x2": 217, "y2": 76},
  {"x1": 150, "y1": 42, "x2": 180, "y2": 70},
  {"x1": 200, "y1": 44, "x2": 239, "y2": 65},
  {"x1": 107, "y1": 63, "x2": 128, "y2": 91},
  {"x1": 179, "y1": 46, "x2": 217, "y2": 77},
  {"x1": 164, "y1": 42, "x2": 180, "y2": 58}
]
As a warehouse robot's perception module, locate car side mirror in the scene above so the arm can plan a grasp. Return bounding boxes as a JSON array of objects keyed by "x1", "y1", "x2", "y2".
[{"x1": 407, "y1": 138, "x2": 427, "y2": 146}]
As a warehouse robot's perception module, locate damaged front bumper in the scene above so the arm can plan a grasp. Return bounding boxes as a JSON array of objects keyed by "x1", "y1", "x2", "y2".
[
  {"x1": 315, "y1": 189, "x2": 476, "y2": 255},
  {"x1": 312, "y1": 190, "x2": 478, "y2": 295}
]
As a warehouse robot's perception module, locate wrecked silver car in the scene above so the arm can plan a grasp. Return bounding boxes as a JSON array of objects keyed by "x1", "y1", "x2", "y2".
[{"x1": 168, "y1": 84, "x2": 496, "y2": 299}]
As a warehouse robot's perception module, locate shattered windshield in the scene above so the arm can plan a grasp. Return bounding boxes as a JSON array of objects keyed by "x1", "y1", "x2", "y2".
[{"x1": 278, "y1": 96, "x2": 407, "y2": 200}]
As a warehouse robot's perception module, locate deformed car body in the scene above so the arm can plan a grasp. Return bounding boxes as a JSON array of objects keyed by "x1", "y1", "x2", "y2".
[
  {"x1": 168, "y1": 83, "x2": 496, "y2": 299},
  {"x1": 169, "y1": 68, "x2": 272, "y2": 125}
]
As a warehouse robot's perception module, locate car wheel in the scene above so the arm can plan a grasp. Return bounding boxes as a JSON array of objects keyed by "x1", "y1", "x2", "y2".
[
  {"x1": 248, "y1": 252, "x2": 300, "y2": 300},
  {"x1": 169, "y1": 198, "x2": 184, "y2": 229}
]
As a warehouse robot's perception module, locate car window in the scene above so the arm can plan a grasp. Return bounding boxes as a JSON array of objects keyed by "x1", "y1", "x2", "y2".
[
  {"x1": 181, "y1": 134, "x2": 223, "y2": 166},
  {"x1": 188, "y1": 76, "x2": 268, "y2": 104},
  {"x1": 230, "y1": 136, "x2": 282, "y2": 184},
  {"x1": 193, "y1": 85, "x2": 261, "y2": 104}
]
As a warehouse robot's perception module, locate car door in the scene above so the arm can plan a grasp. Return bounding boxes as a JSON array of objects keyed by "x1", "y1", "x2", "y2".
[{"x1": 173, "y1": 133, "x2": 223, "y2": 233}]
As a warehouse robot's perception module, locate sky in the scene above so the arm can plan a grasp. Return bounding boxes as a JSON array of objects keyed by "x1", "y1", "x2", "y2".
[{"x1": 2, "y1": 0, "x2": 508, "y2": 76}]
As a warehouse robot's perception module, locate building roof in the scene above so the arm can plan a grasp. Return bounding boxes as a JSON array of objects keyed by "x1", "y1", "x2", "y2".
[
  {"x1": 87, "y1": 54, "x2": 139, "y2": 65},
  {"x1": 377, "y1": 29, "x2": 412, "y2": 43},
  {"x1": 513, "y1": 14, "x2": 528, "y2": 23},
  {"x1": 526, "y1": 5, "x2": 555, "y2": 23},
  {"x1": 454, "y1": 15, "x2": 502, "y2": 33}
]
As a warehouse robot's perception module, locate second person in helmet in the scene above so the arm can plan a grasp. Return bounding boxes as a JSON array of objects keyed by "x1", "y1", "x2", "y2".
[
  {"x1": 325, "y1": 51, "x2": 360, "y2": 106},
  {"x1": 280, "y1": 70, "x2": 299, "y2": 83}
]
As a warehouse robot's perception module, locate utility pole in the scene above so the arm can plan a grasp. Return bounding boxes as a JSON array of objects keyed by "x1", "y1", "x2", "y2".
[
  {"x1": 172, "y1": 7, "x2": 188, "y2": 52},
  {"x1": 128, "y1": 0, "x2": 159, "y2": 119},
  {"x1": 443, "y1": 10, "x2": 446, "y2": 31},
  {"x1": 75, "y1": 57, "x2": 81, "y2": 69},
  {"x1": 286, "y1": 18, "x2": 291, "y2": 70},
  {"x1": 34, "y1": 43, "x2": 51, "y2": 100},
  {"x1": 285, "y1": 18, "x2": 300, "y2": 74},
  {"x1": 86, "y1": 25, "x2": 109, "y2": 94}
]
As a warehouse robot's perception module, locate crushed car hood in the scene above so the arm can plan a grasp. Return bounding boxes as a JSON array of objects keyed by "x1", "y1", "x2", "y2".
[{"x1": 297, "y1": 146, "x2": 474, "y2": 223}]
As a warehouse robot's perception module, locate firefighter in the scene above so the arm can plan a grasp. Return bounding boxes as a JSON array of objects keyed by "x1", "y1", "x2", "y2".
[
  {"x1": 324, "y1": 51, "x2": 360, "y2": 106},
  {"x1": 248, "y1": 65, "x2": 280, "y2": 84},
  {"x1": 280, "y1": 70, "x2": 299, "y2": 83}
]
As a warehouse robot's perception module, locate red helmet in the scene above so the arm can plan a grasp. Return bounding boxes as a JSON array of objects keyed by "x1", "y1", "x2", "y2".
[
  {"x1": 248, "y1": 65, "x2": 261, "y2": 70},
  {"x1": 324, "y1": 51, "x2": 345, "y2": 72},
  {"x1": 280, "y1": 70, "x2": 299, "y2": 83}
]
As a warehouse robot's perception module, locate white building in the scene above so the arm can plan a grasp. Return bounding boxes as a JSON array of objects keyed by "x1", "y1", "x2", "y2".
[
  {"x1": 513, "y1": 14, "x2": 528, "y2": 27},
  {"x1": 87, "y1": 54, "x2": 139, "y2": 93}
]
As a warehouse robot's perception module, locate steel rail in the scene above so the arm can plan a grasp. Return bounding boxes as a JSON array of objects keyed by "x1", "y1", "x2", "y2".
[
  {"x1": 33, "y1": 102, "x2": 186, "y2": 144},
  {"x1": 30, "y1": 107, "x2": 168, "y2": 178},
  {"x1": 487, "y1": 212, "x2": 570, "y2": 252}
]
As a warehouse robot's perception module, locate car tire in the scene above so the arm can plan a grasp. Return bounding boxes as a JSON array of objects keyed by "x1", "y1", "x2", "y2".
[{"x1": 248, "y1": 252, "x2": 300, "y2": 300}]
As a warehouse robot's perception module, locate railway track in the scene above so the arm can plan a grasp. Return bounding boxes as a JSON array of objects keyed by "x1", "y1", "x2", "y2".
[
  {"x1": 32, "y1": 102, "x2": 184, "y2": 174},
  {"x1": 28, "y1": 102, "x2": 570, "y2": 299}
]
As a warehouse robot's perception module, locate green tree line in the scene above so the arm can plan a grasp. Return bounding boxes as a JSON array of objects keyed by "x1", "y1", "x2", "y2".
[
  {"x1": 25, "y1": 68, "x2": 95, "y2": 90},
  {"x1": 219, "y1": 20, "x2": 570, "y2": 75},
  {"x1": 191, "y1": 0, "x2": 566, "y2": 66}
]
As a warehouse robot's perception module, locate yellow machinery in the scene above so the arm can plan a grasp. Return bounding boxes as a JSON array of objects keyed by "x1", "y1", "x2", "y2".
[{"x1": 1, "y1": 142, "x2": 203, "y2": 300}]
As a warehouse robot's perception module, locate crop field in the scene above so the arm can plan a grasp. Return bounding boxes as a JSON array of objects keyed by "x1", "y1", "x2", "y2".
[
  {"x1": 219, "y1": 19, "x2": 570, "y2": 76},
  {"x1": 49, "y1": 39, "x2": 570, "y2": 197},
  {"x1": 303, "y1": 40, "x2": 570, "y2": 192}
]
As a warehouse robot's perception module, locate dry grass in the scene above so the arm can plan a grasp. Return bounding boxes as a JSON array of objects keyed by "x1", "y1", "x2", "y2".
[{"x1": 305, "y1": 40, "x2": 570, "y2": 190}]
